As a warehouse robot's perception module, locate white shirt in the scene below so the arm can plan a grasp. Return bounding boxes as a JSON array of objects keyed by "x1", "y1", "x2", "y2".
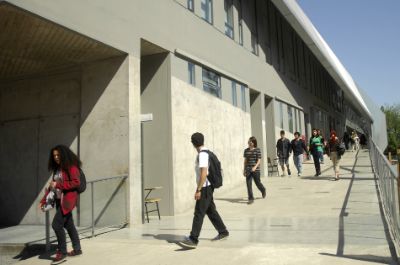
[{"x1": 195, "y1": 147, "x2": 210, "y2": 187}]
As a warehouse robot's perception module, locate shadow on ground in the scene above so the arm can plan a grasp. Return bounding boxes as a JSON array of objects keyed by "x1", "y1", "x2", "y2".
[{"x1": 319, "y1": 252, "x2": 394, "y2": 264}]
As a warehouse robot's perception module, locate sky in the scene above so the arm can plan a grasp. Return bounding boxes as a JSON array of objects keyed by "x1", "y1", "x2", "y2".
[{"x1": 296, "y1": 0, "x2": 400, "y2": 108}]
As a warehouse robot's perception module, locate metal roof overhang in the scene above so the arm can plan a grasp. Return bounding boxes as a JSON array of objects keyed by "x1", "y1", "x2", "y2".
[{"x1": 271, "y1": 0, "x2": 373, "y2": 122}]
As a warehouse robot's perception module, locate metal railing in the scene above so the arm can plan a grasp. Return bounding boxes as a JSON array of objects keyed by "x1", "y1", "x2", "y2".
[
  {"x1": 369, "y1": 139, "x2": 400, "y2": 248},
  {"x1": 45, "y1": 175, "x2": 128, "y2": 251}
]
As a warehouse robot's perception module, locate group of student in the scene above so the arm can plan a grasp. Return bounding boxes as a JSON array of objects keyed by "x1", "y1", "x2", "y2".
[
  {"x1": 276, "y1": 128, "x2": 344, "y2": 180},
  {"x1": 40, "y1": 130, "x2": 348, "y2": 258}
]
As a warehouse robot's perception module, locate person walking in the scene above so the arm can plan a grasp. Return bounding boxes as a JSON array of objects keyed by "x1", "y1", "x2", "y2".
[
  {"x1": 276, "y1": 130, "x2": 292, "y2": 176},
  {"x1": 39, "y1": 145, "x2": 82, "y2": 264},
  {"x1": 243, "y1": 136, "x2": 266, "y2": 204},
  {"x1": 327, "y1": 130, "x2": 341, "y2": 180},
  {"x1": 343, "y1": 131, "x2": 350, "y2": 150},
  {"x1": 309, "y1": 129, "x2": 323, "y2": 176},
  {"x1": 291, "y1": 132, "x2": 308, "y2": 177},
  {"x1": 180, "y1": 132, "x2": 229, "y2": 249},
  {"x1": 351, "y1": 131, "x2": 359, "y2": 151},
  {"x1": 317, "y1": 129, "x2": 326, "y2": 164}
]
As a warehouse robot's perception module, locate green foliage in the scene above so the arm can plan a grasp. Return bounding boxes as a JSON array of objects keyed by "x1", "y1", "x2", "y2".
[{"x1": 381, "y1": 104, "x2": 400, "y2": 155}]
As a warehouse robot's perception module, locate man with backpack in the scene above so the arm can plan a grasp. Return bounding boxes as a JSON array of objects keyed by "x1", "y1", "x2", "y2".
[{"x1": 180, "y1": 132, "x2": 229, "y2": 249}]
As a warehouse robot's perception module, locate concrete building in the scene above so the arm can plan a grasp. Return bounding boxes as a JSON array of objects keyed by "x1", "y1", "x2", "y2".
[{"x1": 0, "y1": 0, "x2": 387, "y2": 227}]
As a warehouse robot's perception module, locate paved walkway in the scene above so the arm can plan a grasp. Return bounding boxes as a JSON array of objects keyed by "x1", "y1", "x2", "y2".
[{"x1": 6, "y1": 149, "x2": 399, "y2": 265}]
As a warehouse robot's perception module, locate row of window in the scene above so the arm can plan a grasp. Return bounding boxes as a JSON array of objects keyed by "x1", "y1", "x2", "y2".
[
  {"x1": 185, "y1": 0, "x2": 345, "y2": 114},
  {"x1": 186, "y1": 0, "x2": 257, "y2": 55},
  {"x1": 187, "y1": 60, "x2": 247, "y2": 111}
]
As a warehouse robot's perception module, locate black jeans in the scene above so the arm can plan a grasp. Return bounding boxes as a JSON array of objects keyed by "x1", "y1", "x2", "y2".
[
  {"x1": 190, "y1": 186, "x2": 228, "y2": 243},
  {"x1": 312, "y1": 152, "x2": 321, "y2": 175},
  {"x1": 246, "y1": 171, "x2": 266, "y2": 200},
  {"x1": 52, "y1": 200, "x2": 81, "y2": 254}
]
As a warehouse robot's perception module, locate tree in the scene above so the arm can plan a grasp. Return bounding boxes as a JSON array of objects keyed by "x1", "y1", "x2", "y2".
[{"x1": 381, "y1": 104, "x2": 400, "y2": 155}]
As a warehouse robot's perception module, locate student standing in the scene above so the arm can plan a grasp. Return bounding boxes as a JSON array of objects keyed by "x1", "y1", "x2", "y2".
[
  {"x1": 276, "y1": 130, "x2": 292, "y2": 176},
  {"x1": 180, "y1": 133, "x2": 229, "y2": 249},
  {"x1": 243, "y1": 136, "x2": 266, "y2": 204},
  {"x1": 291, "y1": 132, "x2": 308, "y2": 176}
]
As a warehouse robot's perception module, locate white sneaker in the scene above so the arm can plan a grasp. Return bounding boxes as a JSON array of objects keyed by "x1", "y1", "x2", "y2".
[{"x1": 298, "y1": 173, "x2": 301, "y2": 177}]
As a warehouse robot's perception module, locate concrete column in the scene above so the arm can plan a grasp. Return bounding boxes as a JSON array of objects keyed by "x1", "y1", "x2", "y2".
[
  {"x1": 128, "y1": 54, "x2": 142, "y2": 225},
  {"x1": 250, "y1": 91, "x2": 267, "y2": 177}
]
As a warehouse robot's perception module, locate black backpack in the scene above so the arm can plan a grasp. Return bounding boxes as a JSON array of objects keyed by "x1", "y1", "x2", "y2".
[
  {"x1": 77, "y1": 168, "x2": 87, "y2": 193},
  {"x1": 65, "y1": 168, "x2": 87, "y2": 193},
  {"x1": 336, "y1": 142, "x2": 346, "y2": 156},
  {"x1": 200, "y1": 150, "x2": 223, "y2": 188}
]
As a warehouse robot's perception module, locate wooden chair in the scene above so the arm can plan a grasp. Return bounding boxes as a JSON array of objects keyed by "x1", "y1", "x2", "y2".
[
  {"x1": 144, "y1": 186, "x2": 162, "y2": 223},
  {"x1": 268, "y1": 157, "x2": 280, "y2": 176}
]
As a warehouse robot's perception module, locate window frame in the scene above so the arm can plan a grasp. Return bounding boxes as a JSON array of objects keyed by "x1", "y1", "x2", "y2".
[
  {"x1": 202, "y1": 67, "x2": 221, "y2": 98},
  {"x1": 187, "y1": 0, "x2": 194, "y2": 12},
  {"x1": 201, "y1": 0, "x2": 213, "y2": 24},
  {"x1": 188, "y1": 61, "x2": 196, "y2": 86},
  {"x1": 231, "y1": 81, "x2": 237, "y2": 106},
  {"x1": 224, "y1": 0, "x2": 234, "y2": 39},
  {"x1": 240, "y1": 85, "x2": 247, "y2": 111}
]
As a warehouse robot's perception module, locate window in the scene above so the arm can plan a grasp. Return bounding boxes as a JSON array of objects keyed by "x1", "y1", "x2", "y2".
[
  {"x1": 238, "y1": 0, "x2": 243, "y2": 45},
  {"x1": 288, "y1": 106, "x2": 293, "y2": 133},
  {"x1": 231, "y1": 81, "x2": 237, "y2": 106},
  {"x1": 187, "y1": 0, "x2": 194, "y2": 11},
  {"x1": 294, "y1": 109, "x2": 298, "y2": 132},
  {"x1": 188, "y1": 62, "x2": 195, "y2": 86},
  {"x1": 240, "y1": 85, "x2": 246, "y2": 111},
  {"x1": 279, "y1": 102, "x2": 284, "y2": 129},
  {"x1": 201, "y1": 0, "x2": 213, "y2": 24},
  {"x1": 224, "y1": 0, "x2": 234, "y2": 39},
  {"x1": 251, "y1": 33, "x2": 259, "y2": 55},
  {"x1": 202, "y1": 68, "x2": 221, "y2": 98}
]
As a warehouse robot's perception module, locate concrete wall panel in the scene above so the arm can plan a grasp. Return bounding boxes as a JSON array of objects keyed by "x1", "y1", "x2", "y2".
[{"x1": 171, "y1": 76, "x2": 251, "y2": 214}]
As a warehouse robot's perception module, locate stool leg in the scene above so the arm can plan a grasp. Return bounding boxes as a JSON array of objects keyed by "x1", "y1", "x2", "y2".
[
  {"x1": 156, "y1": 202, "x2": 160, "y2": 220},
  {"x1": 145, "y1": 203, "x2": 149, "y2": 223}
]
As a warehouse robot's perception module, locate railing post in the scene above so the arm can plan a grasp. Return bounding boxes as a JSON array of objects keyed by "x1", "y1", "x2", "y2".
[
  {"x1": 45, "y1": 210, "x2": 50, "y2": 252},
  {"x1": 91, "y1": 181, "x2": 95, "y2": 237}
]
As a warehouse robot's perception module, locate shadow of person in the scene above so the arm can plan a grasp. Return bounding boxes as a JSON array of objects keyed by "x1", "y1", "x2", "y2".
[
  {"x1": 13, "y1": 244, "x2": 57, "y2": 262},
  {"x1": 214, "y1": 198, "x2": 252, "y2": 204},
  {"x1": 142, "y1": 233, "x2": 195, "y2": 251}
]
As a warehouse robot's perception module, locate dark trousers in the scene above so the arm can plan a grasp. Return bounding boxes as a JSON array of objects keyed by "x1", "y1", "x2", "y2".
[
  {"x1": 246, "y1": 171, "x2": 266, "y2": 200},
  {"x1": 190, "y1": 186, "x2": 228, "y2": 243},
  {"x1": 312, "y1": 152, "x2": 321, "y2": 175},
  {"x1": 52, "y1": 201, "x2": 81, "y2": 254}
]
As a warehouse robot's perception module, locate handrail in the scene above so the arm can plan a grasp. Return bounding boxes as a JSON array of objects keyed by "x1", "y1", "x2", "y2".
[
  {"x1": 369, "y1": 139, "x2": 400, "y2": 251},
  {"x1": 45, "y1": 175, "x2": 128, "y2": 251}
]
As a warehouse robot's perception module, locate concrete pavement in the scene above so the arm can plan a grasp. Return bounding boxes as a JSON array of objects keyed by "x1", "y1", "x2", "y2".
[{"x1": 7, "y1": 149, "x2": 399, "y2": 265}]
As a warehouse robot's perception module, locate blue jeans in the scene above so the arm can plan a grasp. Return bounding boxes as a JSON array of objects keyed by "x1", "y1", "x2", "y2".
[
  {"x1": 318, "y1": 150, "x2": 324, "y2": 163},
  {"x1": 293, "y1": 154, "x2": 303, "y2": 174}
]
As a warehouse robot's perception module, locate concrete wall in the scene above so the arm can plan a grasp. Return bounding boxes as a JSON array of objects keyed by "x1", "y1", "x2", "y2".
[
  {"x1": 78, "y1": 56, "x2": 130, "y2": 227},
  {"x1": 141, "y1": 53, "x2": 174, "y2": 216},
  {"x1": 0, "y1": 70, "x2": 80, "y2": 226},
  {"x1": 0, "y1": 55, "x2": 130, "y2": 226},
  {"x1": 170, "y1": 76, "x2": 251, "y2": 214}
]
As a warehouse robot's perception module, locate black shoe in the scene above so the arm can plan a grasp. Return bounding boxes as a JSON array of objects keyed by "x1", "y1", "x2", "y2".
[
  {"x1": 67, "y1": 249, "x2": 82, "y2": 257},
  {"x1": 288, "y1": 170, "x2": 291, "y2": 176},
  {"x1": 262, "y1": 190, "x2": 266, "y2": 199},
  {"x1": 212, "y1": 232, "x2": 229, "y2": 241},
  {"x1": 179, "y1": 237, "x2": 198, "y2": 249},
  {"x1": 247, "y1": 199, "x2": 254, "y2": 205}
]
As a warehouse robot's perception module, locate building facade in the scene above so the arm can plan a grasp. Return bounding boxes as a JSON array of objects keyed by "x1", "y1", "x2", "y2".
[{"x1": 0, "y1": 0, "x2": 387, "y2": 227}]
